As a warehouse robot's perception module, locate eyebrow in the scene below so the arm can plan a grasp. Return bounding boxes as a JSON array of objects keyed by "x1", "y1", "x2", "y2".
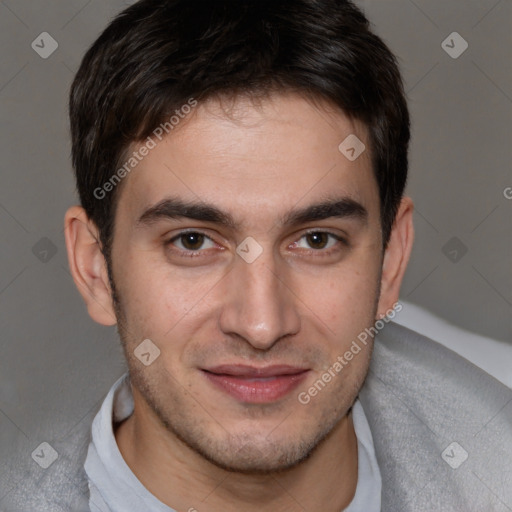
[{"x1": 136, "y1": 195, "x2": 368, "y2": 231}]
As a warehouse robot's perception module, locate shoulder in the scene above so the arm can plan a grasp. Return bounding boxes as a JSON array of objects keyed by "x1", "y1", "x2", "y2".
[
  {"x1": 2, "y1": 405, "x2": 95, "y2": 511},
  {"x1": 360, "y1": 321, "x2": 512, "y2": 511}
]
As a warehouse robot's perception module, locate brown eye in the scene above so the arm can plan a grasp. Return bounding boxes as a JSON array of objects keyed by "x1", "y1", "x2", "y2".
[
  {"x1": 179, "y1": 232, "x2": 205, "y2": 250},
  {"x1": 167, "y1": 231, "x2": 216, "y2": 253},
  {"x1": 305, "y1": 232, "x2": 330, "y2": 250},
  {"x1": 290, "y1": 231, "x2": 346, "y2": 255}
]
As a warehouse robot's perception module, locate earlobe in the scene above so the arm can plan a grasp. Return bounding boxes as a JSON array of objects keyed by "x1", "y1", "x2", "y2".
[
  {"x1": 376, "y1": 197, "x2": 414, "y2": 319},
  {"x1": 64, "y1": 206, "x2": 117, "y2": 326}
]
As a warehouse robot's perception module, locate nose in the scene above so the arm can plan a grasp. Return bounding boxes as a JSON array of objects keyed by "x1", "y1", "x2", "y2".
[{"x1": 218, "y1": 247, "x2": 301, "y2": 351}]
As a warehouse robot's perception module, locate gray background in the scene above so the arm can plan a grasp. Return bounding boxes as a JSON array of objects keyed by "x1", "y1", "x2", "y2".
[{"x1": 0, "y1": 0, "x2": 510, "y2": 505}]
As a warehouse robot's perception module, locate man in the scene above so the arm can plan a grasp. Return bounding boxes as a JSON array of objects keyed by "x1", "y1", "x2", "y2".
[{"x1": 7, "y1": 0, "x2": 511, "y2": 511}]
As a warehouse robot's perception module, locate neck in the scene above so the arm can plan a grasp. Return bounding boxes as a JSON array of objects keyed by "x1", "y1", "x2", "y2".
[{"x1": 115, "y1": 389, "x2": 358, "y2": 512}]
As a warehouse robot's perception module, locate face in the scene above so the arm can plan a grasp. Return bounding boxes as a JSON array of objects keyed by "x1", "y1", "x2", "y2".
[{"x1": 107, "y1": 93, "x2": 384, "y2": 473}]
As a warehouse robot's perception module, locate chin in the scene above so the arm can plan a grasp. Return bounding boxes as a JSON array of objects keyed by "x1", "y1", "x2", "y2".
[
  {"x1": 172, "y1": 422, "x2": 331, "y2": 475},
  {"x1": 199, "y1": 442, "x2": 313, "y2": 475}
]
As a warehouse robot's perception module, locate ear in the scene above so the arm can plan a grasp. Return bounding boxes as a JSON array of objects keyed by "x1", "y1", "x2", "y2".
[
  {"x1": 64, "y1": 206, "x2": 117, "y2": 326},
  {"x1": 376, "y1": 196, "x2": 414, "y2": 319}
]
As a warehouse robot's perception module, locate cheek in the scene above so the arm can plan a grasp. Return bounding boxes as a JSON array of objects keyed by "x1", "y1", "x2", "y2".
[
  {"x1": 114, "y1": 236, "x2": 381, "y2": 344},
  {"x1": 295, "y1": 255, "x2": 381, "y2": 328},
  {"x1": 115, "y1": 253, "x2": 223, "y2": 338}
]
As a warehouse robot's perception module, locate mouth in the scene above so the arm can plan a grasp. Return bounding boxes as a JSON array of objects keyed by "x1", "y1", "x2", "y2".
[{"x1": 201, "y1": 364, "x2": 310, "y2": 404}]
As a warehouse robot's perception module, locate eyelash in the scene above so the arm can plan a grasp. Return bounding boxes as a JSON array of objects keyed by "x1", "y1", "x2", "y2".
[{"x1": 165, "y1": 229, "x2": 348, "y2": 258}]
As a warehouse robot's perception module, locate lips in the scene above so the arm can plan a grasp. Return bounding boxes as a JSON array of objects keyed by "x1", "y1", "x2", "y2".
[{"x1": 202, "y1": 364, "x2": 309, "y2": 403}]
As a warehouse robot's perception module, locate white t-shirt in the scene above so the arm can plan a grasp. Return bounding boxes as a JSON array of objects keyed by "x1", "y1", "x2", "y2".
[{"x1": 84, "y1": 373, "x2": 381, "y2": 512}]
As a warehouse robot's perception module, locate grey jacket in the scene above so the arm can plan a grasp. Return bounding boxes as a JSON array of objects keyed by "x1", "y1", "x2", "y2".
[{"x1": 3, "y1": 322, "x2": 512, "y2": 511}]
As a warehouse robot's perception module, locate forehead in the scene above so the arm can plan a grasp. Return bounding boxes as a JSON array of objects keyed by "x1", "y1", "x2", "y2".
[{"x1": 116, "y1": 93, "x2": 379, "y2": 227}]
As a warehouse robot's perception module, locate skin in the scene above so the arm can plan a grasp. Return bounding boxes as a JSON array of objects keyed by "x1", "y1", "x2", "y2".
[{"x1": 65, "y1": 93, "x2": 414, "y2": 512}]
